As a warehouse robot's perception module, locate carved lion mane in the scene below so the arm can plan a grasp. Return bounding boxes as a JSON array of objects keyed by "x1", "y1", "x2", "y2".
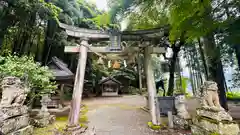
[{"x1": 0, "y1": 77, "x2": 28, "y2": 107}]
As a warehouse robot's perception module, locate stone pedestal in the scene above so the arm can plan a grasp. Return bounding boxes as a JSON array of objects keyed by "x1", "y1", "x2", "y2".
[
  {"x1": 30, "y1": 94, "x2": 56, "y2": 127},
  {"x1": 30, "y1": 112, "x2": 56, "y2": 128},
  {"x1": 7, "y1": 125, "x2": 33, "y2": 135},
  {"x1": 191, "y1": 81, "x2": 240, "y2": 135},
  {"x1": 0, "y1": 106, "x2": 33, "y2": 135},
  {"x1": 191, "y1": 108, "x2": 239, "y2": 135},
  {"x1": 196, "y1": 108, "x2": 232, "y2": 121},
  {"x1": 173, "y1": 115, "x2": 192, "y2": 129},
  {"x1": 173, "y1": 94, "x2": 191, "y2": 129}
]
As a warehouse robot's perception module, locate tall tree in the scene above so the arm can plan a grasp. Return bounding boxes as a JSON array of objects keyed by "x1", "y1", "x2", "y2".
[{"x1": 107, "y1": 0, "x2": 239, "y2": 109}]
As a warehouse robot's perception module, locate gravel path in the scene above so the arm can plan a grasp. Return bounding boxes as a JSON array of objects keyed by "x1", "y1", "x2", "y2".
[{"x1": 83, "y1": 95, "x2": 159, "y2": 135}]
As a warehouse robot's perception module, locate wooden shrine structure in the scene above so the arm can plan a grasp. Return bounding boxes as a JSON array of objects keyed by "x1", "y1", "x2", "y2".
[
  {"x1": 59, "y1": 22, "x2": 169, "y2": 132},
  {"x1": 48, "y1": 57, "x2": 74, "y2": 108},
  {"x1": 99, "y1": 77, "x2": 122, "y2": 96}
]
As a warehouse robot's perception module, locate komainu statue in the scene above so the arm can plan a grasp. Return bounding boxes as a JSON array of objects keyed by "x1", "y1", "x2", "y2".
[
  {"x1": 191, "y1": 81, "x2": 239, "y2": 135},
  {"x1": 0, "y1": 76, "x2": 29, "y2": 107},
  {"x1": 175, "y1": 94, "x2": 190, "y2": 119},
  {"x1": 200, "y1": 81, "x2": 224, "y2": 111}
]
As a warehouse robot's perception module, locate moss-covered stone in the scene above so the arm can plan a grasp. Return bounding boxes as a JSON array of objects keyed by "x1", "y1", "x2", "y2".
[
  {"x1": 196, "y1": 108, "x2": 219, "y2": 113},
  {"x1": 196, "y1": 115, "x2": 237, "y2": 125},
  {"x1": 192, "y1": 116, "x2": 239, "y2": 135},
  {"x1": 210, "y1": 132, "x2": 221, "y2": 135},
  {"x1": 33, "y1": 104, "x2": 90, "y2": 134},
  {"x1": 147, "y1": 122, "x2": 161, "y2": 130}
]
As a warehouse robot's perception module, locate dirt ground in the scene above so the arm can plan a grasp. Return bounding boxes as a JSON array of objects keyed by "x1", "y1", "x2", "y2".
[
  {"x1": 83, "y1": 95, "x2": 193, "y2": 135},
  {"x1": 82, "y1": 95, "x2": 240, "y2": 135},
  {"x1": 83, "y1": 95, "x2": 159, "y2": 135}
]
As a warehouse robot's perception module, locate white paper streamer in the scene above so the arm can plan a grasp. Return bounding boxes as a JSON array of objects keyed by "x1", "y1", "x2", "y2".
[
  {"x1": 108, "y1": 60, "x2": 111, "y2": 68},
  {"x1": 124, "y1": 60, "x2": 127, "y2": 67}
]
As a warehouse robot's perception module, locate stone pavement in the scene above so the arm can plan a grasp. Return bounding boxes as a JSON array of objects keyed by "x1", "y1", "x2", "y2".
[{"x1": 83, "y1": 95, "x2": 160, "y2": 135}]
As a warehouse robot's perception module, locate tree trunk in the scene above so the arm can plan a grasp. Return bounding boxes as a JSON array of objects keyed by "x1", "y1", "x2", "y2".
[
  {"x1": 185, "y1": 47, "x2": 196, "y2": 95},
  {"x1": 177, "y1": 57, "x2": 182, "y2": 91},
  {"x1": 234, "y1": 45, "x2": 240, "y2": 69},
  {"x1": 192, "y1": 43, "x2": 203, "y2": 86},
  {"x1": 203, "y1": 34, "x2": 228, "y2": 110},
  {"x1": 42, "y1": 20, "x2": 57, "y2": 65},
  {"x1": 167, "y1": 44, "x2": 181, "y2": 96},
  {"x1": 190, "y1": 67, "x2": 196, "y2": 95},
  {"x1": 198, "y1": 38, "x2": 209, "y2": 79}
]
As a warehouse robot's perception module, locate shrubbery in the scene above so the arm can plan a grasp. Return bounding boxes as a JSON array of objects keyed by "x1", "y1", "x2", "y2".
[
  {"x1": 0, "y1": 55, "x2": 57, "y2": 103},
  {"x1": 226, "y1": 91, "x2": 240, "y2": 100}
]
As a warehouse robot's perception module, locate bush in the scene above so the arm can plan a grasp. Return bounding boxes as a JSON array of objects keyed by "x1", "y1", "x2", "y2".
[
  {"x1": 0, "y1": 55, "x2": 57, "y2": 102},
  {"x1": 128, "y1": 86, "x2": 139, "y2": 95},
  {"x1": 226, "y1": 91, "x2": 240, "y2": 100}
]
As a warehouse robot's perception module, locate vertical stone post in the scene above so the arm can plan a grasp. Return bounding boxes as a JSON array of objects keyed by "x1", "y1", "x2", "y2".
[
  {"x1": 59, "y1": 84, "x2": 65, "y2": 108},
  {"x1": 168, "y1": 111, "x2": 174, "y2": 128},
  {"x1": 144, "y1": 46, "x2": 160, "y2": 125},
  {"x1": 40, "y1": 94, "x2": 51, "y2": 114},
  {"x1": 67, "y1": 38, "x2": 88, "y2": 129},
  {"x1": 137, "y1": 52, "x2": 143, "y2": 92}
]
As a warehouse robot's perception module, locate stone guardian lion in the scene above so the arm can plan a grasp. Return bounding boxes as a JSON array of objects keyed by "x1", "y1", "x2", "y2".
[
  {"x1": 0, "y1": 76, "x2": 29, "y2": 107},
  {"x1": 200, "y1": 81, "x2": 224, "y2": 111}
]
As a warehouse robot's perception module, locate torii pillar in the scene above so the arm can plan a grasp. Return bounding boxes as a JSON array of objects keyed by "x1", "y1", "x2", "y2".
[
  {"x1": 144, "y1": 46, "x2": 161, "y2": 125},
  {"x1": 66, "y1": 38, "x2": 88, "y2": 133}
]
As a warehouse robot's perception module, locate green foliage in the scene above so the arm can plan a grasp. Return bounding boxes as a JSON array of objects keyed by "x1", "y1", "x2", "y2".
[
  {"x1": 210, "y1": 132, "x2": 220, "y2": 135},
  {"x1": 0, "y1": 55, "x2": 57, "y2": 94},
  {"x1": 231, "y1": 67, "x2": 240, "y2": 88},
  {"x1": 181, "y1": 77, "x2": 188, "y2": 93},
  {"x1": 128, "y1": 86, "x2": 140, "y2": 95},
  {"x1": 111, "y1": 66, "x2": 137, "y2": 81},
  {"x1": 226, "y1": 91, "x2": 240, "y2": 100},
  {"x1": 52, "y1": 0, "x2": 116, "y2": 30},
  {"x1": 175, "y1": 77, "x2": 188, "y2": 93},
  {"x1": 0, "y1": 0, "x2": 61, "y2": 59},
  {"x1": 127, "y1": 6, "x2": 168, "y2": 30},
  {"x1": 39, "y1": 0, "x2": 62, "y2": 21},
  {"x1": 90, "y1": 13, "x2": 120, "y2": 29}
]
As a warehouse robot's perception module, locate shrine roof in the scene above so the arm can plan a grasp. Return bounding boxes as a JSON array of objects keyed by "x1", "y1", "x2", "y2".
[
  {"x1": 98, "y1": 77, "x2": 122, "y2": 85},
  {"x1": 48, "y1": 57, "x2": 74, "y2": 81}
]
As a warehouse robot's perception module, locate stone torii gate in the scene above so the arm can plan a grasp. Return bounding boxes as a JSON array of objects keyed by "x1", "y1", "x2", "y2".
[{"x1": 59, "y1": 23, "x2": 168, "y2": 133}]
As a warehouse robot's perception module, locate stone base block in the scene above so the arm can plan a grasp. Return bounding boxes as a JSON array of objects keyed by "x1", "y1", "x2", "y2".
[
  {"x1": 197, "y1": 108, "x2": 233, "y2": 121},
  {"x1": 6, "y1": 125, "x2": 33, "y2": 135},
  {"x1": 64, "y1": 126, "x2": 87, "y2": 135},
  {"x1": 173, "y1": 115, "x2": 191, "y2": 129},
  {"x1": 30, "y1": 114, "x2": 56, "y2": 128},
  {"x1": 191, "y1": 118, "x2": 239, "y2": 135},
  {"x1": 191, "y1": 125, "x2": 212, "y2": 135},
  {"x1": 0, "y1": 115, "x2": 29, "y2": 134},
  {"x1": 64, "y1": 126, "x2": 96, "y2": 135},
  {"x1": 0, "y1": 106, "x2": 28, "y2": 120}
]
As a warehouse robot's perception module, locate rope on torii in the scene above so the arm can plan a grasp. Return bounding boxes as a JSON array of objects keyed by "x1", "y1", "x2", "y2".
[{"x1": 78, "y1": 41, "x2": 139, "y2": 67}]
